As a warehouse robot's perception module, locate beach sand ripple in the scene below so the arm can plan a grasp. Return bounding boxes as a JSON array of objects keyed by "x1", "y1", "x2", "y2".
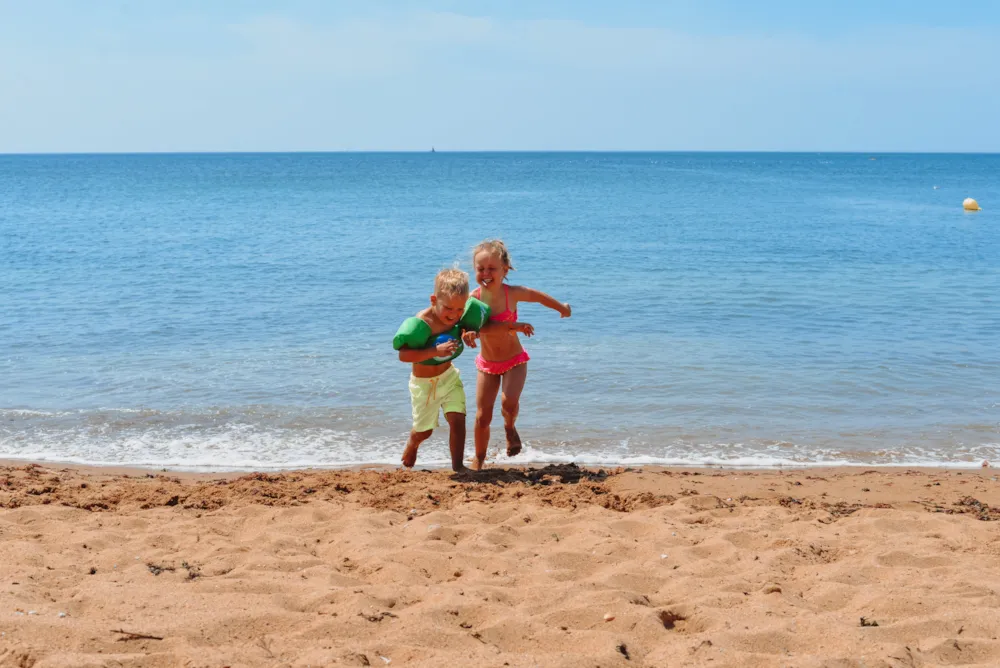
[{"x1": 1, "y1": 463, "x2": 999, "y2": 667}]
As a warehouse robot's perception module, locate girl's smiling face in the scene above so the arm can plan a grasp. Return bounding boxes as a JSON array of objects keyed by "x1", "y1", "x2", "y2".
[{"x1": 474, "y1": 251, "x2": 507, "y2": 290}]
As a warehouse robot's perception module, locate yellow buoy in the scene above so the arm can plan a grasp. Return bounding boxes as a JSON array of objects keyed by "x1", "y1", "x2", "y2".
[{"x1": 963, "y1": 198, "x2": 981, "y2": 211}]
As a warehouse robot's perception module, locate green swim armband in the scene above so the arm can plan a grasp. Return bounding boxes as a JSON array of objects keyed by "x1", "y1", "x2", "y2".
[
  {"x1": 392, "y1": 297, "x2": 490, "y2": 366},
  {"x1": 392, "y1": 316, "x2": 459, "y2": 366},
  {"x1": 460, "y1": 297, "x2": 490, "y2": 332},
  {"x1": 393, "y1": 317, "x2": 432, "y2": 351}
]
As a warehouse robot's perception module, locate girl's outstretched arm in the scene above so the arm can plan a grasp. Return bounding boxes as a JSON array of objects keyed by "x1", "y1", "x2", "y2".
[
  {"x1": 476, "y1": 320, "x2": 527, "y2": 339},
  {"x1": 514, "y1": 287, "x2": 571, "y2": 318},
  {"x1": 477, "y1": 320, "x2": 512, "y2": 336}
]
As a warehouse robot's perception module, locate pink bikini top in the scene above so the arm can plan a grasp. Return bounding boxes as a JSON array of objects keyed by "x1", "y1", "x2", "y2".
[{"x1": 473, "y1": 285, "x2": 518, "y2": 323}]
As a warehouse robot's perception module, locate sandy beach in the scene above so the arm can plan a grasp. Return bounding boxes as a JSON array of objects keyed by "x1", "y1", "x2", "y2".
[{"x1": 1, "y1": 462, "x2": 999, "y2": 667}]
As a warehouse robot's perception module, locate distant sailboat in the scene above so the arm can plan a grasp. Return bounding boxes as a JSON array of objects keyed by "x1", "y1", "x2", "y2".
[{"x1": 431, "y1": 147, "x2": 436, "y2": 153}]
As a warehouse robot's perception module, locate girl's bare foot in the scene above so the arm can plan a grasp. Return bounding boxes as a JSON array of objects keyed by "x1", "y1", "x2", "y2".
[
  {"x1": 470, "y1": 456, "x2": 486, "y2": 471},
  {"x1": 504, "y1": 425, "x2": 522, "y2": 457},
  {"x1": 401, "y1": 444, "x2": 418, "y2": 468}
]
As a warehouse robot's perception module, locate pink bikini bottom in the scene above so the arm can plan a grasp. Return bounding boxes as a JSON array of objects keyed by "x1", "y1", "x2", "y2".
[{"x1": 475, "y1": 350, "x2": 530, "y2": 375}]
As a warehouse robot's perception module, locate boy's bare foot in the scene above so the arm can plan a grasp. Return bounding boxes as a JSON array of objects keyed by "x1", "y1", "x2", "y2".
[
  {"x1": 504, "y1": 425, "x2": 522, "y2": 457},
  {"x1": 470, "y1": 456, "x2": 486, "y2": 471},
  {"x1": 451, "y1": 463, "x2": 468, "y2": 473},
  {"x1": 401, "y1": 444, "x2": 418, "y2": 468}
]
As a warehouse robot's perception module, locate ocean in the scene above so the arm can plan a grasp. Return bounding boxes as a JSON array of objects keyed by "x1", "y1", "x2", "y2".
[{"x1": 1, "y1": 152, "x2": 998, "y2": 470}]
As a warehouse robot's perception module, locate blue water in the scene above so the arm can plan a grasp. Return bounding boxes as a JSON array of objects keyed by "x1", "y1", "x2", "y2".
[{"x1": 1, "y1": 153, "x2": 998, "y2": 470}]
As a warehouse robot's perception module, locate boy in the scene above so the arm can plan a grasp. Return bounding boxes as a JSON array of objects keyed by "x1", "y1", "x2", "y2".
[{"x1": 393, "y1": 268, "x2": 489, "y2": 472}]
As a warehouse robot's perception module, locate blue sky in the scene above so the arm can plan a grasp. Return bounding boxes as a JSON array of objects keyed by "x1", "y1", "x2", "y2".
[{"x1": 2, "y1": 0, "x2": 999, "y2": 152}]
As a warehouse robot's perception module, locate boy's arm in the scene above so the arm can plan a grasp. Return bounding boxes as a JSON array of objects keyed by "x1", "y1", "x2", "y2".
[
  {"x1": 398, "y1": 339, "x2": 459, "y2": 363},
  {"x1": 461, "y1": 329, "x2": 479, "y2": 348},
  {"x1": 513, "y1": 286, "x2": 571, "y2": 318},
  {"x1": 398, "y1": 346, "x2": 438, "y2": 363},
  {"x1": 395, "y1": 316, "x2": 441, "y2": 362}
]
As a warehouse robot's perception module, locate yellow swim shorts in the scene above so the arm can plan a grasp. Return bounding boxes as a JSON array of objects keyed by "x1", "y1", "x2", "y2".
[{"x1": 408, "y1": 365, "x2": 466, "y2": 432}]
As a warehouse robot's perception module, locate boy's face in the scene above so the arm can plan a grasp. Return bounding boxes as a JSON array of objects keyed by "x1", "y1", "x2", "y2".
[{"x1": 430, "y1": 292, "x2": 466, "y2": 326}]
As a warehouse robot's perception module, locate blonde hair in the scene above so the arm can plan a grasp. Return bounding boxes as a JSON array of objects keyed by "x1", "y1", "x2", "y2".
[
  {"x1": 472, "y1": 239, "x2": 515, "y2": 274},
  {"x1": 434, "y1": 268, "x2": 470, "y2": 298}
]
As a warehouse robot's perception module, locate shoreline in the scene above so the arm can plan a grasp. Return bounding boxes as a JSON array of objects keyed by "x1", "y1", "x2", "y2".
[
  {"x1": 0, "y1": 455, "x2": 994, "y2": 477},
  {"x1": 2, "y1": 461, "x2": 999, "y2": 666},
  {"x1": 3, "y1": 459, "x2": 998, "y2": 514}
]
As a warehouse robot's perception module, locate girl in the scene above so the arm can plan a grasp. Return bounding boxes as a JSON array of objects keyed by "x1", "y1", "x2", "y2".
[{"x1": 468, "y1": 240, "x2": 571, "y2": 470}]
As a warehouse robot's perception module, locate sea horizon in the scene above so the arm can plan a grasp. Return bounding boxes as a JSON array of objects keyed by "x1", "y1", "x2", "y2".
[{"x1": 5, "y1": 149, "x2": 1000, "y2": 156}]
